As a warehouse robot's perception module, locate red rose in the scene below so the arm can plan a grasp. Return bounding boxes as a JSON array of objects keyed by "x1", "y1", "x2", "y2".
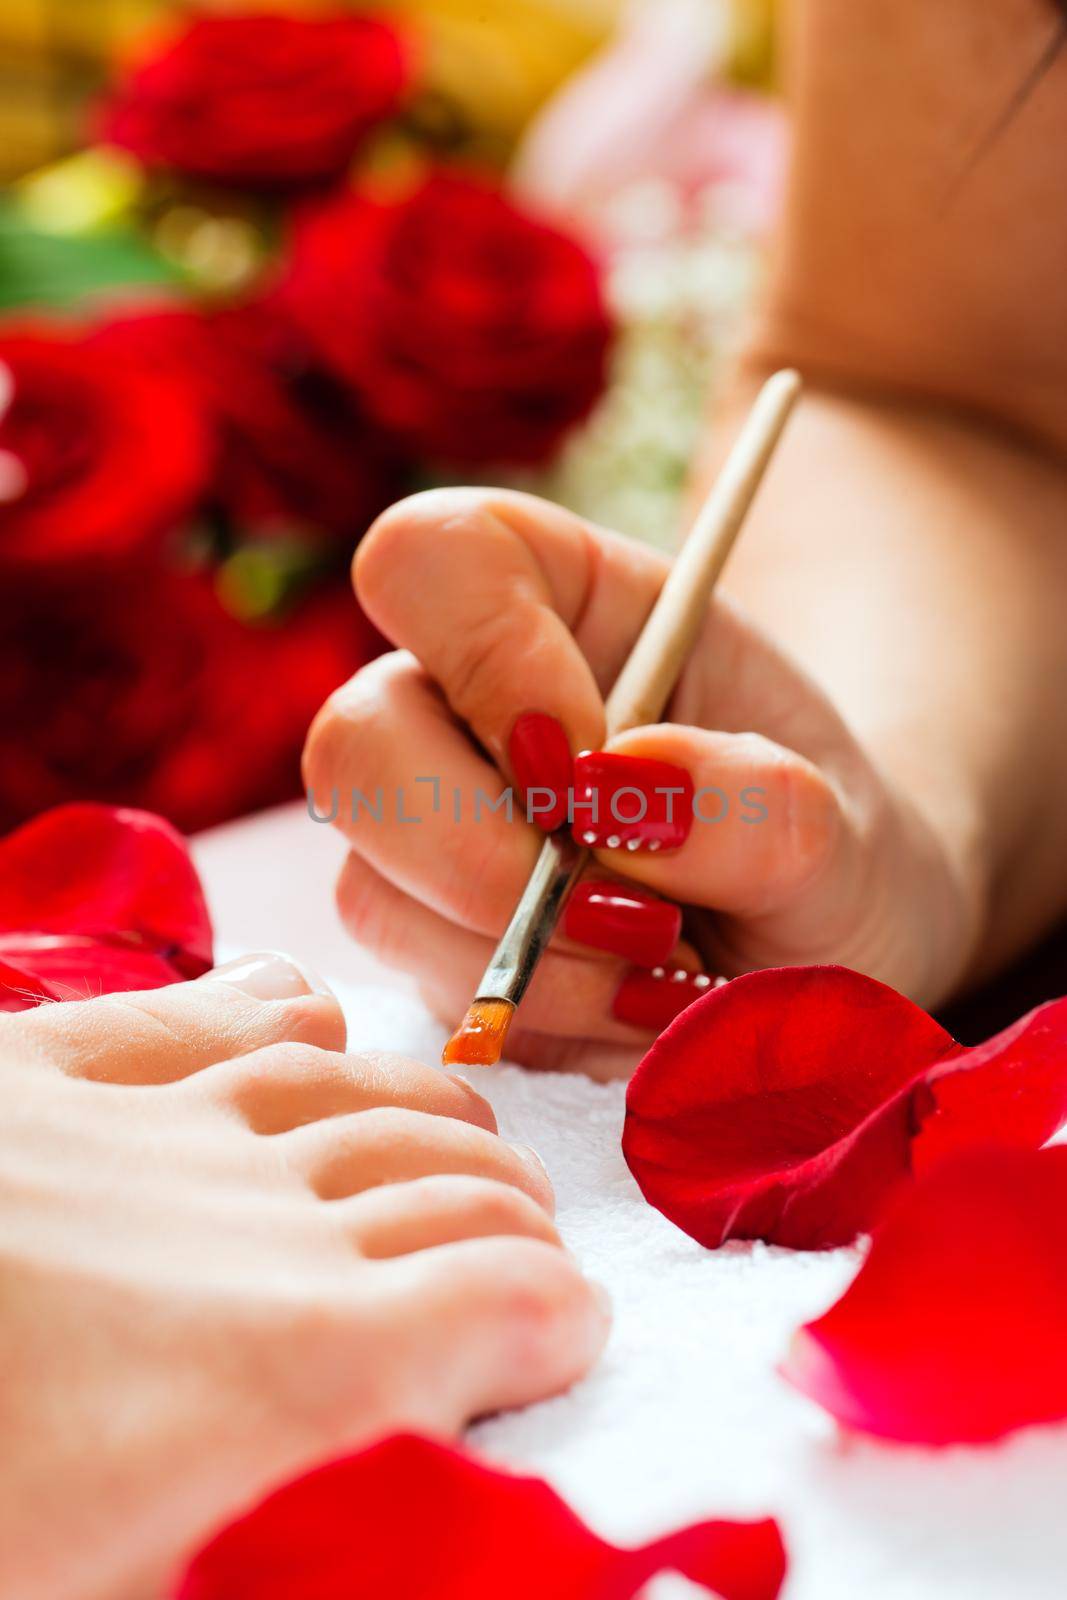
[
  {"x1": 0, "y1": 332, "x2": 210, "y2": 567},
  {"x1": 0, "y1": 564, "x2": 379, "y2": 835},
  {"x1": 281, "y1": 172, "x2": 614, "y2": 465},
  {"x1": 93, "y1": 305, "x2": 399, "y2": 541},
  {"x1": 98, "y1": 12, "x2": 409, "y2": 189}
]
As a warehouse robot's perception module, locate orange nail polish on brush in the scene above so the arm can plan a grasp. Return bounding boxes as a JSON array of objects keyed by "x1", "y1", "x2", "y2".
[
  {"x1": 443, "y1": 999, "x2": 516, "y2": 1067},
  {"x1": 442, "y1": 834, "x2": 588, "y2": 1067}
]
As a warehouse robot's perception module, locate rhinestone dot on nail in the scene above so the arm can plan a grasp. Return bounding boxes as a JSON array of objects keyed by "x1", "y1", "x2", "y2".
[
  {"x1": 648, "y1": 839, "x2": 662, "y2": 852},
  {"x1": 626, "y1": 838, "x2": 641, "y2": 852},
  {"x1": 652, "y1": 967, "x2": 666, "y2": 980},
  {"x1": 694, "y1": 974, "x2": 712, "y2": 989},
  {"x1": 606, "y1": 835, "x2": 621, "y2": 849},
  {"x1": 582, "y1": 831, "x2": 598, "y2": 846}
]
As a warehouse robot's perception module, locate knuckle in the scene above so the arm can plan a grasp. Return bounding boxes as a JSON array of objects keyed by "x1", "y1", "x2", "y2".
[
  {"x1": 443, "y1": 813, "x2": 527, "y2": 931},
  {"x1": 443, "y1": 610, "x2": 518, "y2": 726},
  {"x1": 274, "y1": 991, "x2": 347, "y2": 1052},
  {"x1": 784, "y1": 757, "x2": 840, "y2": 845},
  {"x1": 341, "y1": 1047, "x2": 413, "y2": 1087},
  {"x1": 292, "y1": 1114, "x2": 372, "y2": 1191},
  {"x1": 494, "y1": 1245, "x2": 584, "y2": 1348},
  {"x1": 344, "y1": 1103, "x2": 417, "y2": 1150},
  {"x1": 466, "y1": 1178, "x2": 542, "y2": 1232},
  {"x1": 733, "y1": 729, "x2": 782, "y2": 767},
  {"x1": 710, "y1": 731, "x2": 842, "y2": 896},
  {"x1": 353, "y1": 1049, "x2": 495, "y2": 1129},
  {"x1": 251, "y1": 1040, "x2": 331, "y2": 1079},
  {"x1": 301, "y1": 656, "x2": 396, "y2": 795},
  {"x1": 773, "y1": 759, "x2": 843, "y2": 898},
  {"x1": 301, "y1": 687, "x2": 350, "y2": 797},
  {"x1": 335, "y1": 851, "x2": 390, "y2": 953}
]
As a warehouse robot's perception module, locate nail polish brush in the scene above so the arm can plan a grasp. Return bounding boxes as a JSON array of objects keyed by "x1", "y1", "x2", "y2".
[{"x1": 443, "y1": 369, "x2": 803, "y2": 1068}]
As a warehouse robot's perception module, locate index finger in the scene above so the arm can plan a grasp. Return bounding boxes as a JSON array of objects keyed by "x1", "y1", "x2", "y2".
[{"x1": 353, "y1": 488, "x2": 667, "y2": 798}]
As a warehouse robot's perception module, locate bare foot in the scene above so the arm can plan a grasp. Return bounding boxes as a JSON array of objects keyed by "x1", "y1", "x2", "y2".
[{"x1": 0, "y1": 954, "x2": 608, "y2": 1600}]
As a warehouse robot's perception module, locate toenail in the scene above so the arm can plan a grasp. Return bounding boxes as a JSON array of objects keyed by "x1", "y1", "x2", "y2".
[
  {"x1": 203, "y1": 951, "x2": 335, "y2": 1002},
  {"x1": 510, "y1": 1142, "x2": 551, "y2": 1187},
  {"x1": 589, "y1": 1279, "x2": 613, "y2": 1326}
]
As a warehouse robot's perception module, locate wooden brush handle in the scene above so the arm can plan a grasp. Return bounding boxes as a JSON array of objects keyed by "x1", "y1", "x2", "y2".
[{"x1": 604, "y1": 369, "x2": 801, "y2": 738}]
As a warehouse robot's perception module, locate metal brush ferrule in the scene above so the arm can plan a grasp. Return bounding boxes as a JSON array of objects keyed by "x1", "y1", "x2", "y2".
[{"x1": 475, "y1": 833, "x2": 588, "y2": 1007}]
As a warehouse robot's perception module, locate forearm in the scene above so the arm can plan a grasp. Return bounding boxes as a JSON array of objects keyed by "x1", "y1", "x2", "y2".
[
  {"x1": 695, "y1": 0, "x2": 1067, "y2": 991},
  {"x1": 757, "y1": 0, "x2": 1067, "y2": 460},
  {"x1": 714, "y1": 384, "x2": 1067, "y2": 985}
]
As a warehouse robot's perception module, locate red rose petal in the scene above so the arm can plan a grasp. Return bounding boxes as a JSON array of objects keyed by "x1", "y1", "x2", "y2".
[
  {"x1": 0, "y1": 936, "x2": 190, "y2": 1005},
  {"x1": 623, "y1": 965, "x2": 1067, "y2": 1250},
  {"x1": 0, "y1": 805, "x2": 212, "y2": 1009},
  {"x1": 0, "y1": 803, "x2": 211, "y2": 968},
  {"x1": 780, "y1": 1146, "x2": 1067, "y2": 1443},
  {"x1": 175, "y1": 1434, "x2": 786, "y2": 1600},
  {"x1": 623, "y1": 966, "x2": 959, "y2": 1249},
  {"x1": 0, "y1": 956, "x2": 60, "y2": 1012},
  {"x1": 914, "y1": 999, "x2": 1067, "y2": 1172}
]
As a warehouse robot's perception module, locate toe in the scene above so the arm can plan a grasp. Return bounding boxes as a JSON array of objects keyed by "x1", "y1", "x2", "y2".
[
  {"x1": 284, "y1": 1106, "x2": 554, "y2": 1212},
  {"x1": 371, "y1": 1236, "x2": 610, "y2": 1430},
  {"x1": 7, "y1": 952, "x2": 345, "y2": 1085},
  {"x1": 190, "y1": 1045, "x2": 497, "y2": 1135},
  {"x1": 336, "y1": 1174, "x2": 559, "y2": 1258}
]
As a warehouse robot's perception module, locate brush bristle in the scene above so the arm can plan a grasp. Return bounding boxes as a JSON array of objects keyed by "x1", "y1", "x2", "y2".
[{"x1": 442, "y1": 999, "x2": 515, "y2": 1067}]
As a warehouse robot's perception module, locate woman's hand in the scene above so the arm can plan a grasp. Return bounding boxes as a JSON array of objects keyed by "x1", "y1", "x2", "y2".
[{"x1": 304, "y1": 488, "x2": 976, "y2": 1078}]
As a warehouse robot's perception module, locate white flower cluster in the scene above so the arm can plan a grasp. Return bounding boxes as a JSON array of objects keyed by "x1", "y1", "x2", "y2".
[{"x1": 515, "y1": 180, "x2": 764, "y2": 551}]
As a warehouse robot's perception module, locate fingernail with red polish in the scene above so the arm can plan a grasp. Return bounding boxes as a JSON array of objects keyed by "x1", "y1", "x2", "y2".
[
  {"x1": 508, "y1": 712, "x2": 573, "y2": 833},
  {"x1": 563, "y1": 880, "x2": 682, "y2": 967},
  {"x1": 613, "y1": 967, "x2": 723, "y2": 1031},
  {"x1": 572, "y1": 751, "x2": 694, "y2": 852}
]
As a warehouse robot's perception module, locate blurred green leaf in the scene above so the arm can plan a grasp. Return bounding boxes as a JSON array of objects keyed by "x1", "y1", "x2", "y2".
[
  {"x1": 0, "y1": 202, "x2": 185, "y2": 313},
  {"x1": 216, "y1": 536, "x2": 328, "y2": 624}
]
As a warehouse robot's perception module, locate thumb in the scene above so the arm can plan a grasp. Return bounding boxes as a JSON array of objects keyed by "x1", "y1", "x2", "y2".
[{"x1": 580, "y1": 722, "x2": 846, "y2": 920}]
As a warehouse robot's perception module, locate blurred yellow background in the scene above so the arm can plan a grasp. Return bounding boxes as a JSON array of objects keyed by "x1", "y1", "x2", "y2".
[{"x1": 0, "y1": 0, "x2": 776, "y2": 180}]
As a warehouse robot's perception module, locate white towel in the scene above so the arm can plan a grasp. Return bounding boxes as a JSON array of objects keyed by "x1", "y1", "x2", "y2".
[{"x1": 334, "y1": 978, "x2": 1067, "y2": 1600}]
